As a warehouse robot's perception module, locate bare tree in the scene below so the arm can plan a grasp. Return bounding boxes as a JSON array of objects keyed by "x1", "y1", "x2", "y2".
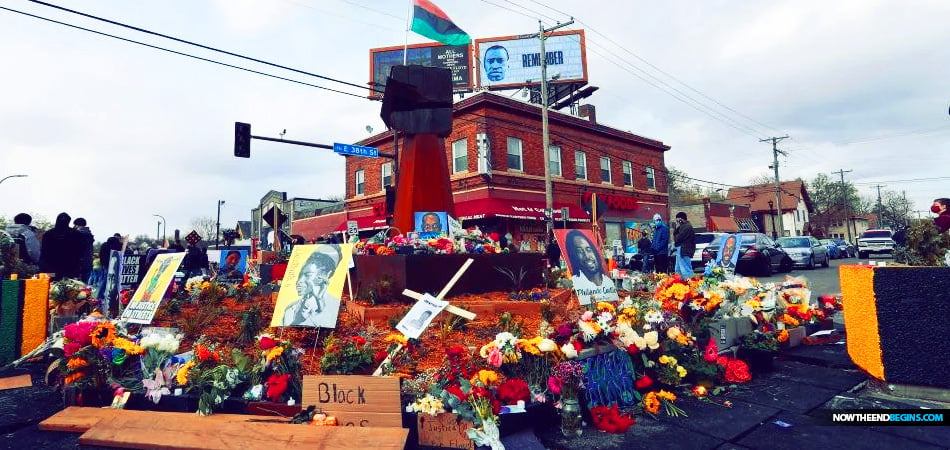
[{"x1": 190, "y1": 216, "x2": 217, "y2": 243}]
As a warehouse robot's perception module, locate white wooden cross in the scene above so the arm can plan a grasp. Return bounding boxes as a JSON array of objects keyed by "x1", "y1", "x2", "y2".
[{"x1": 372, "y1": 258, "x2": 477, "y2": 376}]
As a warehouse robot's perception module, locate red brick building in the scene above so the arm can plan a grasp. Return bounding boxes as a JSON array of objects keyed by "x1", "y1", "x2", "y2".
[{"x1": 293, "y1": 92, "x2": 670, "y2": 250}]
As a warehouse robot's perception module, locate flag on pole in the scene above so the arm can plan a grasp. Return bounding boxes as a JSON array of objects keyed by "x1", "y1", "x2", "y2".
[{"x1": 410, "y1": 0, "x2": 471, "y2": 46}]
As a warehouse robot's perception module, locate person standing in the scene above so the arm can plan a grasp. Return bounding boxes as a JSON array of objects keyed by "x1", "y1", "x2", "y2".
[
  {"x1": 40, "y1": 212, "x2": 82, "y2": 281},
  {"x1": 636, "y1": 225, "x2": 653, "y2": 272},
  {"x1": 672, "y1": 212, "x2": 696, "y2": 279},
  {"x1": 650, "y1": 214, "x2": 669, "y2": 274},
  {"x1": 73, "y1": 217, "x2": 95, "y2": 283},
  {"x1": 4, "y1": 213, "x2": 40, "y2": 264},
  {"x1": 932, "y1": 198, "x2": 950, "y2": 234}
]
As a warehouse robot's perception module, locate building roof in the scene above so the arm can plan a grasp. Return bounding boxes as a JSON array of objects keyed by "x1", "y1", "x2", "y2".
[
  {"x1": 726, "y1": 180, "x2": 813, "y2": 213},
  {"x1": 235, "y1": 221, "x2": 251, "y2": 239}
]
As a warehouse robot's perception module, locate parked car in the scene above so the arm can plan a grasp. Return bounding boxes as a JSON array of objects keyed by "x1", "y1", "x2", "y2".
[
  {"x1": 819, "y1": 239, "x2": 843, "y2": 259},
  {"x1": 692, "y1": 232, "x2": 727, "y2": 271},
  {"x1": 776, "y1": 236, "x2": 830, "y2": 269},
  {"x1": 833, "y1": 239, "x2": 856, "y2": 258},
  {"x1": 702, "y1": 233, "x2": 793, "y2": 277},
  {"x1": 856, "y1": 229, "x2": 896, "y2": 259}
]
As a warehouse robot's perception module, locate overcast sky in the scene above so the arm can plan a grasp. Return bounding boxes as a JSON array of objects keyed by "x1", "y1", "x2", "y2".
[{"x1": 1, "y1": 0, "x2": 948, "y2": 242}]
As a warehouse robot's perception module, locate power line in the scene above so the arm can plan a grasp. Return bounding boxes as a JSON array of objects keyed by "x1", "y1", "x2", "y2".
[
  {"x1": 853, "y1": 176, "x2": 950, "y2": 185},
  {"x1": 1, "y1": 6, "x2": 369, "y2": 99},
  {"x1": 27, "y1": 0, "x2": 382, "y2": 95}
]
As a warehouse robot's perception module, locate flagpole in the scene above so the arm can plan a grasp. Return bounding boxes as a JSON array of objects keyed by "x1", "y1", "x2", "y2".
[{"x1": 404, "y1": 0, "x2": 413, "y2": 65}]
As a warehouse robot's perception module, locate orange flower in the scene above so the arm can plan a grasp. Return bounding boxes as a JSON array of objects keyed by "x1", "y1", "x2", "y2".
[
  {"x1": 90, "y1": 322, "x2": 117, "y2": 348},
  {"x1": 643, "y1": 391, "x2": 661, "y2": 414},
  {"x1": 266, "y1": 346, "x2": 285, "y2": 363},
  {"x1": 176, "y1": 360, "x2": 196, "y2": 385},
  {"x1": 657, "y1": 390, "x2": 677, "y2": 402},
  {"x1": 64, "y1": 371, "x2": 85, "y2": 385},
  {"x1": 777, "y1": 329, "x2": 790, "y2": 343},
  {"x1": 66, "y1": 356, "x2": 89, "y2": 370},
  {"x1": 113, "y1": 337, "x2": 144, "y2": 355}
]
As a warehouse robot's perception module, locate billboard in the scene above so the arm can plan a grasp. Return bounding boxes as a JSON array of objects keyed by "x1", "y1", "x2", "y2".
[
  {"x1": 369, "y1": 42, "x2": 473, "y2": 98},
  {"x1": 475, "y1": 30, "x2": 588, "y2": 90}
]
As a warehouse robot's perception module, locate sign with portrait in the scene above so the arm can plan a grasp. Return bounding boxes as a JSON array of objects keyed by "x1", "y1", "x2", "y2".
[
  {"x1": 475, "y1": 30, "x2": 588, "y2": 90},
  {"x1": 414, "y1": 211, "x2": 448, "y2": 239},
  {"x1": 121, "y1": 253, "x2": 185, "y2": 324},
  {"x1": 554, "y1": 229, "x2": 619, "y2": 306},
  {"x1": 102, "y1": 250, "x2": 123, "y2": 317},
  {"x1": 396, "y1": 293, "x2": 449, "y2": 340},
  {"x1": 715, "y1": 234, "x2": 741, "y2": 271},
  {"x1": 369, "y1": 42, "x2": 473, "y2": 99},
  {"x1": 217, "y1": 249, "x2": 247, "y2": 280},
  {"x1": 270, "y1": 244, "x2": 354, "y2": 328}
]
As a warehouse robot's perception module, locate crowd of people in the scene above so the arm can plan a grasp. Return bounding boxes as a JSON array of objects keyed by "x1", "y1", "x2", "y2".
[{"x1": 2, "y1": 212, "x2": 117, "y2": 283}]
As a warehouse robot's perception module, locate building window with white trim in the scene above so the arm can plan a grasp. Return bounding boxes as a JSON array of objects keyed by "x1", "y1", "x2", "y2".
[
  {"x1": 622, "y1": 160, "x2": 633, "y2": 186},
  {"x1": 506, "y1": 137, "x2": 523, "y2": 171},
  {"x1": 645, "y1": 167, "x2": 656, "y2": 190},
  {"x1": 381, "y1": 162, "x2": 392, "y2": 188},
  {"x1": 600, "y1": 156, "x2": 611, "y2": 184},
  {"x1": 575, "y1": 150, "x2": 587, "y2": 180},
  {"x1": 355, "y1": 169, "x2": 365, "y2": 196},
  {"x1": 452, "y1": 138, "x2": 468, "y2": 173},
  {"x1": 549, "y1": 145, "x2": 562, "y2": 177}
]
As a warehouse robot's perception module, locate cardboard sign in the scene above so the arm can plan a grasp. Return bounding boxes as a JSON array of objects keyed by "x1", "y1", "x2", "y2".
[
  {"x1": 301, "y1": 375, "x2": 403, "y2": 428},
  {"x1": 417, "y1": 413, "x2": 474, "y2": 450},
  {"x1": 121, "y1": 253, "x2": 185, "y2": 324}
]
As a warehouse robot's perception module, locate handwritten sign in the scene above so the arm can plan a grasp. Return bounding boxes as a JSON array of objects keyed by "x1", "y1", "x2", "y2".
[
  {"x1": 417, "y1": 413, "x2": 474, "y2": 450},
  {"x1": 301, "y1": 375, "x2": 403, "y2": 428},
  {"x1": 579, "y1": 349, "x2": 637, "y2": 409}
]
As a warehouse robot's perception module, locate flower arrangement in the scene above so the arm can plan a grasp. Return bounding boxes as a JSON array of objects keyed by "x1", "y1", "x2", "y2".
[
  {"x1": 479, "y1": 332, "x2": 522, "y2": 368},
  {"x1": 405, "y1": 393, "x2": 446, "y2": 416},
  {"x1": 641, "y1": 389, "x2": 686, "y2": 417},
  {"x1": 58, "y1": 318, "x2": 143, "y2": 393},
  {"x1": 548, "y1": 360, "x2": 584, "y2": 400},
  {"x1": 175, "y1": 341, "x2": 242, "y2": 415},
  {"x1": 739, "y1": 330, "x2": 779, "y2": 352},
  {"x1": 257, "y1": 334, "x2": 302, "y2": 403},
  {"x1": 319, "y1": 333, "x2": 374, "y2": 375},
  {"x1": 590, "y1": 404, "x2": 636, "y2": 433},
  {"x1": 139, "y1": 328, "x2": 182, "y2": 376}
]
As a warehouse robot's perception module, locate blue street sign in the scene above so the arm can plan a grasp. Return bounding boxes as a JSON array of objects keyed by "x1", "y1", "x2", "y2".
[{"x1": 333, "y1": 143, "x2": 379, "y2": 158}]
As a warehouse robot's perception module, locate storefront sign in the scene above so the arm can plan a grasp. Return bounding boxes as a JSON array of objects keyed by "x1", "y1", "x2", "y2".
[{"x1": 582, "y1": 192, "x2": 638, "y2": 211}]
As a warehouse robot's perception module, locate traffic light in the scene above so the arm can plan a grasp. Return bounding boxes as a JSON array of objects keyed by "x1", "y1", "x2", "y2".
[{"x1": 234, "y1": 122, "x2": 251, "y2": 158}]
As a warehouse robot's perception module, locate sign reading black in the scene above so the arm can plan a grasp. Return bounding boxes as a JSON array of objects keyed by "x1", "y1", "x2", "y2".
[
  {"x1": 120, "y1": 254, "x2": 142, "y2": 287},
  {"x1": 370, "y1": 43, "x2": 472, "y2": 98}
]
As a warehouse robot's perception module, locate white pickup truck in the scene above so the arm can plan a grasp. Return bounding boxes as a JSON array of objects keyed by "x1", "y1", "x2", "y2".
[{"x1": 856, "y1": 229, "x2": 896, "y2": 259}]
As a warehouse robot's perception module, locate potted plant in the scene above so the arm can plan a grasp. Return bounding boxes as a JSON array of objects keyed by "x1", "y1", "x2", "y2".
[{"x1": 737, "y1": 330, "x2": 778, "y2": 373}]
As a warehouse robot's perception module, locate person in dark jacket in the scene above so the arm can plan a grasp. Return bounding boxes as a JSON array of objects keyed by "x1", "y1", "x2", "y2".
[
  {"x1": 650, "y1": 214, "x2": 669, "y2": 274},
  {"x1": 546, "y1": 231, "x2": 562, "y2": 269},
  {"x1": 672, "y1": 212, "x2": 696, "y2": 279},
  {"x1": 73, "y1": 217, "x2": 95, "y2": 283},
  {"x1": 39, "y1": 212, "x2": 83, "y2": 281}
]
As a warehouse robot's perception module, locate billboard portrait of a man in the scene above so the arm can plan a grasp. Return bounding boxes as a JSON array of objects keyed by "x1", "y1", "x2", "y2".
[{"x1": 483, "y1": 44, "x2": 509, "y2": 82}]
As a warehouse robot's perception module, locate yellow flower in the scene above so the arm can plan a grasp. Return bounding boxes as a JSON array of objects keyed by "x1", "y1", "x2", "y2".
[
  {"x1": 384, "y1": 333, "x2": 408, "y2": 346},
  {"x1": 471, "y1": 369, "x2": 500, "y2": 387},
  {"x1": 265, "y1": 346, "x2": 285, "y2": 363},
  {"x1": 675, "y1": 333, "x2": 690, "y2": 345},
  {"x1": 518, "y1": 337, "x2": 541, "y2": 356},
  {"x1": 596, "y1": 301, "x2": 616, "y2": 313},
  {"x1": 657, "y1": 390, "x2": 677, "y2": 402},
  {"x1": 113, "y1": 337, "x2": 145, "y2": 355},
  {"x1": 658, "y1": 355, "x2": 670, "y2": 365},
  {"x1": 176, "y1": 360, "x2": 196, "y2": 385},
  {"x1": 617, "y1": 306, "x2": 638, "y2": 325},
  {"x1": 676, "y1": 365, "x2": 688, "y2": 378},
  {"x1": 91, "y1": 321, "x2": 117, "y2": 348}
]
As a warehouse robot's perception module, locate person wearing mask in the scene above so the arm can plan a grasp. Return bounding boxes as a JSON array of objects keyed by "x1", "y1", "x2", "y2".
[
  {"x1": 650, "y1": 214, "x2": 669, "y2": 274},
  {"x1": 73, "y1": 218, "x2": 95, "y2": 283},
  {"x1": 672, "y1": 212, "x2": 696, "y2": 279},
  {"x1": 932, "y1": 198, "x2": 950, "y2": 234},
  {"x1": 40, "y1": 212, "x2": 82, "y2": 281},
  {"x1": 4, "y1": 213, "x2": 40, "y2": 265},
  {"x1": 636, "y1": 225, "x2": 653, "y2": 272}
]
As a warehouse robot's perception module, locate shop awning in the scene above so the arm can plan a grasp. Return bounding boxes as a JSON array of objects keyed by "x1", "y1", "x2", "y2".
[
  {"x1": 292, "y1": 211, "x2": 345, "y2": 240},
  {"x1": 709, "y1": 216, "x2": 740, "y2": 232},
  {"x1": 454, "y1": 198, "x2": 590, "y2": 222},
  {"x1": 335, "y1": 215, "x2": 390, "y2": 232}
]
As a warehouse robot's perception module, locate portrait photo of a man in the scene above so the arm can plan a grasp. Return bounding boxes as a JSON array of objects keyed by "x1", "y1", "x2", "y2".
[
  {"x1": 218, "y1": 250, "x2": 246, "y2": 280},
  {"x1": 280, "y1": 246, "x2": 343, "y2": 328},
  {"x1": 414, "y1": 211, "x2": 447, "y2": 237},
  {"x1": 555, "y1": 229, "x2": 619, "y2": 305},
  {"x1": 716, "y1": 234, "x2": 740, "y2": 270},
  {"x1": 483, "y1": 44, "x2": 509, "y2": 82}
]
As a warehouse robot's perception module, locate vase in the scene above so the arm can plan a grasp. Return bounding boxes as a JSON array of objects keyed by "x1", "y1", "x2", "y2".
[{"x1": 560, "y1": 397, "x2": 583, "y2": 437}]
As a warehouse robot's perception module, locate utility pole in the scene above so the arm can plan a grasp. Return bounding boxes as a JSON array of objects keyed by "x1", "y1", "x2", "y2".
[
  {"x1": 762, "y1": 136, "x2": 789, "y2": 237},
  {"x1": 540, "y1": 18, "x2": 573, "y2": 249},
  {"x1": 831, "y1": 169, "x2": 853, "y2": 242},
  {"x1": 872, "y1": 184, "x2": 886, "y2": 228}
]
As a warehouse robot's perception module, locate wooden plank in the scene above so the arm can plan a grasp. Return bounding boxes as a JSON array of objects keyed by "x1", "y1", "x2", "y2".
[
  {"x1": 417, "y1": 413, "x2": 474, "y2": 450},
  {"x1": 40, "y1": 407, "x2": 286, "y2": 433},
  {"x1": 301, "y1": 375, "x2": 403, "y2": 427},
  {"x1": 0, "y1": 374, "x2": 32, "y2": 390},
  {"x1": 78, "y1": 412, "x2": 408, "y2": 450}
]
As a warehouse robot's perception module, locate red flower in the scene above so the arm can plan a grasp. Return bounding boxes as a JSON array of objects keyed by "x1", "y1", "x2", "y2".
[
  {"x1": 716, "y1": 356, "x2": 730, "y2": 367},
  {"x1": 351, "y1": 336, "x2": 367, "y2": 346},
  {"x1": 626, "y1": 344, "x2": 640, "y2": 356},
  {"x1": 547, "y1": 376, "x2": 562, "y2": 395},
  {"x1": 634, "y1": 375, "x2": 654, "y2": 390},
  {"x1": 446, "y1": 345, "x2": 466, "y2": 360},
  {"x1": 497, "y1": 378, "x2": 531, "y2": 405},
  {"x1": 63, "y1": 342, "x2": 81, "y2": 357},
  {"x1": 445, "y1": 384, "x2": 466, "y2": 401},
  {"x1": 195, "y1": 345, "x2": 212, "y2": 362},
  {"x1": 265, "y1": 373, "x2": 291, "y2": 402},
  {"x1": 374, "y1": 350, "x2": 389, "y2": 363},
  {"x1": 724, "y1": 359, "x2": 752, "y2": 383},
  {"x1": 704, "y1": 338, "x2": 719, "y2": 362},
  {"x1": 259, "y1": 336, "x2": 278, "y2": 350},
  {"x1": 572, "y1": 340, "x2": 583, "y2": 353},
  {"x1": 590, "y1": 404, "x2": 635, "y2": 433}
]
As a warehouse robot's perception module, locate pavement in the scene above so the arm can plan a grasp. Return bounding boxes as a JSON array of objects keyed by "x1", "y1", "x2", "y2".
[{"x1": 1, "y1": 320, "x2": 947, "y2": 449}]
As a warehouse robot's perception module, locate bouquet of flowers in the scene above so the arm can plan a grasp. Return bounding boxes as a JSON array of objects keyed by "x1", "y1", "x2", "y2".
[
  {"x1": 548, "y1": 360, "x2": 584, "y2": 400},
  {"x1": 175, "y1": 340, "x2": 242, "y2": 415},
  {"x1": 139, "y1": 327, "x2": 182, "y2": 375},
  {"x1": 319, "y1": 334, "x2": 374, "y2": 375},
  {"x1": 258, "y1": 334, "x2": 303, "y2": 403},
  {"x1": 59, "y1": 318, "x2": 143, "y2": 393}
]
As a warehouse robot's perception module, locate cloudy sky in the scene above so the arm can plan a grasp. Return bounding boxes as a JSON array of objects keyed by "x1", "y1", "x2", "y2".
[{"x1": 1, "y1": 0, "x2": 948, "y2": 242}]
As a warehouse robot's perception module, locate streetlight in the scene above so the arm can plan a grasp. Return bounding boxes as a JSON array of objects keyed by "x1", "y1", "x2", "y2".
[
  {"x1": 767, "y1": 201, "x2": 777, "y2": 239},
  {"x1": 0, "y1": 174, "x2": 28, "y2": 185},
  {"x1": 152, "y1": 214, "x2": 166, "y2": 245},
  {"x1": 216, "y1": 200, "x2": 226, "y2": 249}
]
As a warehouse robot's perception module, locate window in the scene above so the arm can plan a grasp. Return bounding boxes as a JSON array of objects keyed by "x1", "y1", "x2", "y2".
[
  {"x1": 549, "y1": 145, "x2": 562, "y2": 177},
  {"x1": 600, "y1": 157, "x2": 611, "y2": 183},
  {"x1": 506, "y1": 137, "x2": 523, "y2": 171},
  {"x1": 622, "y1": 160, "x2": 633, "y2": 186},
  {"x1": 355, "y1": 169, "x2": 365, "y2": 196},
  {"x1": 452, "y1": 138, "x2": 468, "y2": 173},
  {"x1": 645, "y1": 167, "x2": 656, "y2": 190},
  {"x1": 381, "y1": 162, "x2": 392, "y2": 188},
  {"x1": 574, "y1": 151, "x2": 587, "y2": 180}
]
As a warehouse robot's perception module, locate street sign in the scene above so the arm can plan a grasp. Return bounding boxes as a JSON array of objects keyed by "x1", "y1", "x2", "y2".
[
  {"x1": 346, "y1": 220, "x2": 359, "y2": 237},
  {"x1": 333, "y1": 143, "x2": 379, "y2": 158}
]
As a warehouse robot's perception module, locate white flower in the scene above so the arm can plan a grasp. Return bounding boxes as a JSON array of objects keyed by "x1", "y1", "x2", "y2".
[
  {"x1": 494, "y1": 332, "x2": 518, "y2": 349},
  {"x1": 537, "y1": 338, "x2": 557, "y2": 353},
  {"x1": 644, "y1": 309, "x2": 664, "y2": 324},
  {"x1": 577, "y1": 321, "x2": 600, "y2": 342},
  {"x1": 560, "y1": 342, "x2": 578, "y2": 359}
]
